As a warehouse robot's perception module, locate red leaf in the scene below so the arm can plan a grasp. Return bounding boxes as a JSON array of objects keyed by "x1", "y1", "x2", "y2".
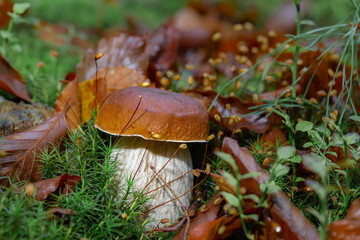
[
  {"x1": 0, "y1": 54, "x2": 31, "y2": 102},
  {"x1": 30, "y1": 173, "x2": 81, "y2": 201},
  {"x1": 0, "y1": 111, "x2": 69, "y2": 186}
]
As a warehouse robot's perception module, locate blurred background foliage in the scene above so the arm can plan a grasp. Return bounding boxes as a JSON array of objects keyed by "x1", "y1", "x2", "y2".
[{"x1": 23, "y1": 0, "x2": 355, "y2": 30}]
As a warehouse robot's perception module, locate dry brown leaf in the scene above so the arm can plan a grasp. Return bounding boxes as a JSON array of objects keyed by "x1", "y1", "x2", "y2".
[
  {"x1": 54, "y1": 79, "x2": 80, "y2": 134},
  {"x1": 174, "y1": 192, "x2": 222, "y2": 240},
  {"x1": 0, "y1": 0, "x2": 13, "y2": 29},
  {"x1": 28, "y1": 173, "x2": 81, "y2": 201},
  {"x1": 259, "y1": 127, "x2": 289, "y2": 150},
  {"x1": 46, "y1": 207, "x2": 77, "y2": 218},
  {"x1": 146, "y1": 21, "x2": 180, "y2": 72},
  {"x1": 327, "y1": 199, "x2": 360, "y2": 240},
  {"x1": 0, "y1": 54, "x2": 31, "y2": 102},
  {"x1": 222, "y1": 137, "x2": 268, "y2": 195},
  {"x1": 0, "y1": 111, "x2": 69, "y2": 186},
  {"x1": 34, "y1": 21, "x2": 94, "y2": 49},
  {"x1": 76, "y1": 33, "x2": 149, "y2": 82},
  {"x1": 184, "y1": 90, "x2": 268, "y2": 134},
  {"x1": 221, "y1": 137, "x2": 319, "y2": 240}
]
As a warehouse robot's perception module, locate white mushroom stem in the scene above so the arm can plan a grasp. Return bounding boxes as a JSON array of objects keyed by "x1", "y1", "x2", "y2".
[{"x1": 112, "y1": 136, "x2": 193, "y2": 230}]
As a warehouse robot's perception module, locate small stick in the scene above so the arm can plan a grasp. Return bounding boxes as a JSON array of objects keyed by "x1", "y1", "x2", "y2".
[
  {"x1": 144, "y1": 169, "x2": 193, "y2": 195},
  {"x1": 145, "y1": 172, "x2": 208, "y2": 213},
  {"x1": 150, "y1": 166, "x2": 190, "y2": 240},
  {"x1": 141, "y1": 147, "x2": 181, "y2": 193}
]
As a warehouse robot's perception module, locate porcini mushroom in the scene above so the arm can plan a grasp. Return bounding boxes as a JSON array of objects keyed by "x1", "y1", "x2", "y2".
[{"x1": 95, "y1": 87, "x2": 209, "y2": 229}]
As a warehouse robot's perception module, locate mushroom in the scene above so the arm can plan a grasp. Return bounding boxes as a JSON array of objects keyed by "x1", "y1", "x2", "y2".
[{"x1": 95, "y1": 87, "x2": 209, "y2": 229}]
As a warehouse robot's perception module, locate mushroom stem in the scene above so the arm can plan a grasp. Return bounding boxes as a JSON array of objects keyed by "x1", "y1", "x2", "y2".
[{"x1": 112, "y1": 136, "x2": 193, "y2": 230}]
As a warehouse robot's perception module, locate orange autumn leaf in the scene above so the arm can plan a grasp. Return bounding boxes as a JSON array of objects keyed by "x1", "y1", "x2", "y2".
[
  {"x1": 79, "y1": 66, "x2": 150, "y2": 124},
  {"x1": 54, "y1": 79, "x2": 80, "y2": 133}
]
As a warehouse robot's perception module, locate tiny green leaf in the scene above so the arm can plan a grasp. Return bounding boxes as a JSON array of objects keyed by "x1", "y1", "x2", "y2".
[
  {"x1": 332, "y1": 132, "x2": 343, "y2": 146},
  {"x1": 296, "y1": 121, "x2": 314, "y2": 132},
  {"x1": 349, "y1": 115, "x2": 360, "y2": 122},
  {"x1": 344, "y1": 132, "x2": 359, "y2": 145},
  {"x1": 308, "y1": 130, "x2": 323, "y2": 144},
  {"x1": 303, "y1": 142, "x2": 313, "y2": 148},
  {"x1": 295, "y1": 177, "x2": 305, "y2": 182},
  {"x1": 222, "y1": 192, "x2": 239, "y2": 208},
  {"x1": 241, "y1": 172, "x2": 262, "y2": 180},
  {"x1": 13, "y1": 3, "x2": 31, "y2": 15},
  {"x1": 289, "y1": 155, "x2": 302, "y2": 163},
  {"x1": 277, "y1": 146, "x2": 295, "y2": 160},
  {"x1": 302, "y1": 154, "x2": 327, "y2": 179},
  {"x1": 243, "y1": 194, "x2": 260, "y2": 203},
  {"x1": 215, "y1": 152, "x2": 238, "y2": 171},
  {"x1": 272, "y1": 164, "x2": 290, "y2": 178},
  {"x1": 260, "y1": 181, "x2": 280, "y2": 195},
  {"x1": 241, "y1": 213, "x2": 259, "y2": 221},
  {"x1": 315, "y1": 125, "x2": 331, "y2": 137},
  {"x1": 221, "y1": 171, "x2": 237, "y2": 188}
]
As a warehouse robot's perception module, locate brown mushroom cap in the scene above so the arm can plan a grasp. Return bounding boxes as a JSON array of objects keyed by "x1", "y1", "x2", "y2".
[{"x1": 95, "y1": 87, "x2": 209, "y2": 142}]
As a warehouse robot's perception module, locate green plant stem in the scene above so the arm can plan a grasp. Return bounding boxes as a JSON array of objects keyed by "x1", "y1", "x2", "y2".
[
  {"x1": 292, "y1": 1, "x2": 301, "y2": 97},
  {"x1": 320, "y1": 179, "x2": 329, "y2": 240},
  {"x1": 343, "y1": 142, "x2": 350, "y2": 210},
  {"x1": 235, "y1": 174, "x2": 250, "y2": 239}
]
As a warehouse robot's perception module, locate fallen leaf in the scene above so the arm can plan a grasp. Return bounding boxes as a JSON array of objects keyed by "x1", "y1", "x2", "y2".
[
  {"x1": 327, "y1": 199, "x2": 360, "y2": 240},
  {"x1": 34, "y1": 21, "x2": 94, "y2": 49},
  {"x1": 221, "y1": 137, "x2": 319, "y2": 240},
  {"x1": 0, "y1": 111, "x2": 69, "y2": 186},
  {"x1": 221, "y1": 137, "x2": 268, "y2": 195},
  {"x1": 54, "y1": 79, "x2": 80, "y2": 133},
  {"x1": 76, "y1": 33, "x2": 149, "y2": 82},
  {"x1": 46, "y1": 207, "x2": 77, "y2": 218},
  {"x1": 0, "y1": 0, "x2": 14, "y2": 29},
  {"x1": 0, "y1": 0, "x2": 13, "y2": 29},
  {"x1": 174, "y1": 192, "x2": 222, "y2": 240},
  {"x1": 146, "y1": 21, "x2": 180, "y2": 72},
  {"x1": 184, "y1": 90, "x2": 268, "y2": 133},
  {"x1": 260, "y1": 85, "x2": 300, "y2": 102},
  {"x1": 0, "y1": 54, "x2": 31, "y2": 102},
  {"x1": 30, "y1": 173, "x2": 81, "y2": 201},
  {"x1": 259, "y1": 127, "x2": 289, "y2": 150},
  {"x1": 78, "y1": 66, "x2": 149, "y2": 124}
]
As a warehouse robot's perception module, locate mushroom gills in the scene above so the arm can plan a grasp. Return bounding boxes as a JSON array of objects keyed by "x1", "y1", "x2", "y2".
[{"x1": 112, "y1": 136, "x2": 193, "y2": 230}]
